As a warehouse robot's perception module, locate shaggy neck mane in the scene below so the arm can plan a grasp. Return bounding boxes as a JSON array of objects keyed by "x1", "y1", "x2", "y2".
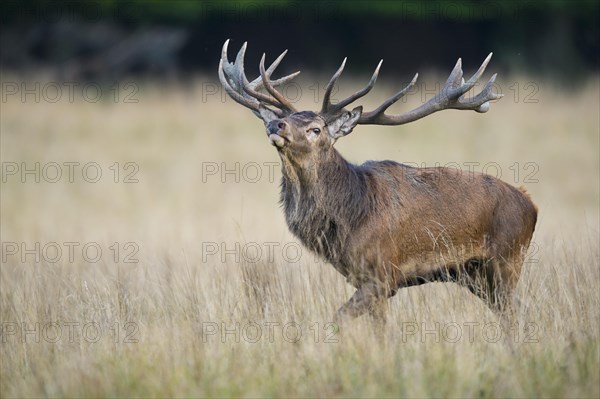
[{"x1": 279, "y1": 148, "x2": 370, "y2": 264}]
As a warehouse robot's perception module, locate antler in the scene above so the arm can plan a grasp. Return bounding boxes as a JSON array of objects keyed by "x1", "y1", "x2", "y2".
[
  {"x1": 320, "y1": 58, "x2": 383, "y2": 116},
  {"x1": 218, "y1": 39, "x2": 300, "y2": 118},
  {"x1": 320, "y1": 54, "x2": 502, "y2": 125}
]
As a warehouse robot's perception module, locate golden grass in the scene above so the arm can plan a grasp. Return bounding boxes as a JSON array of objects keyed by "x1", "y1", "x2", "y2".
[{"x1": 1, "y1": 75, "x2": 599, "y2": 398}]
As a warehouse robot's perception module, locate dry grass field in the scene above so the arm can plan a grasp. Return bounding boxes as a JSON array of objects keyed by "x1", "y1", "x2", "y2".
[{"x1": 1, "y1": 74, "x2": 599, "y2": 398}]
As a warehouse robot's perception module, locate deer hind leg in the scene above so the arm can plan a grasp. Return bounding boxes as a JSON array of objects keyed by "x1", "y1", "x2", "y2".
[
  {"x1": 463, "y1": 254, "x2": 523, "y2": 314},
  {"x1": 493, "y1": 252, "x2": 525, "y2": 312}
]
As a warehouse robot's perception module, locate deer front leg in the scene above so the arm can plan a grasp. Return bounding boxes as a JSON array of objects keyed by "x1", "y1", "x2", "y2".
[{"x1": 334, "y1": 281, "x2": 388, "y2": 323}]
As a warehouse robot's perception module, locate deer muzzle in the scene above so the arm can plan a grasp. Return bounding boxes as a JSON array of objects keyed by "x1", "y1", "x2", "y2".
[{"x1": 267, "y1": 120, "x2": 289, "y2": 148}]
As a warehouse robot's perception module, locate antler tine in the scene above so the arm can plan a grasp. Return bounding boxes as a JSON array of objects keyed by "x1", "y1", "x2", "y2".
[
  {"x1": 220, "y1": 39, "x2": 235, "y2": 77},
  {"x1": 444, "y1": 52, "x2": 493, "y2": 99},
  {"x1": 266, "y1": 71, "x2": 302, "y2": 88},
  {"x1": 333, "y1": 60, "x2": 383, "y2": 112},
  {"x1": 320, "y1": 58, "x2": 347, "y2": 114},
  {"x1": 357, "y1": 53, "x2": 502, "y2": 126},
  {"x1": 248, "y1": 49, "x2": 301, "y2": 91},
  {"x1": 461, "y1": 52, "x2": 493, "y2": 94},
  {"x1": 219, "y1": 47, "x2": 261, "y2": 113},
  {"x1": 232, "y1": 41, "x2": 249, "y2": 87},
  {"x1": 445, "y1": 58, "x2": 463, "y2": 90},
  {"x1": 455, "y1": 72, "x2": 504, "y2": 113},
  {"x1": 361, "y1": 73, "x2": 418, "y2": 121},
  {"x1": 266, "y1": 49, "x2": 287, "y2": 75},
  {"x1": 259, "y1": 53, "x2": 297, "y2": 113}
]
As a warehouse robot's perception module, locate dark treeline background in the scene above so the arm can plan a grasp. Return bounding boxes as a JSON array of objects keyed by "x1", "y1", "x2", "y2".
[{"x1": 1, "y1": 0, "x2": 598, "y2": 84}]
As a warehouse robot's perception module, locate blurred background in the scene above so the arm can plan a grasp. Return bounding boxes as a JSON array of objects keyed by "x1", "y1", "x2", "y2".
[
  {"x1": 1, "y1": 0, "x2": 598, "y2": 83},
  {"x1": 1, "y1": 2, "x2": 599, "y2": 397}
]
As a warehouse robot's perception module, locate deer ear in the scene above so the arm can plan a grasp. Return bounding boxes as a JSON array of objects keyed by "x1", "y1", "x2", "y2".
[
  {"x1": 257, "y1": 105, "x2": 279, "y2": 124},
  {"x1": 327, "y1": 106, "x2": 363, "y2": 139}
]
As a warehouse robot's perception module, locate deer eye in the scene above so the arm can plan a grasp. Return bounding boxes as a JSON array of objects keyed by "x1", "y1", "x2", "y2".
[{"x1": 311, "y1": 128, "x2": 321, "y2": 134}]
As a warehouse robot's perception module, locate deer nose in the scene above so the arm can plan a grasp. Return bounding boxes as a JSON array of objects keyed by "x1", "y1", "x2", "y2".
[{"x1": 268, "y1": 120, "x2": 287, "y2": 135}]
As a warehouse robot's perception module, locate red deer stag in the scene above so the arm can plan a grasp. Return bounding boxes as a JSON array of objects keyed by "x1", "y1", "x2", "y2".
[{"x1": 218, "y1": 40, "x2": 537, "y2": 323}]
